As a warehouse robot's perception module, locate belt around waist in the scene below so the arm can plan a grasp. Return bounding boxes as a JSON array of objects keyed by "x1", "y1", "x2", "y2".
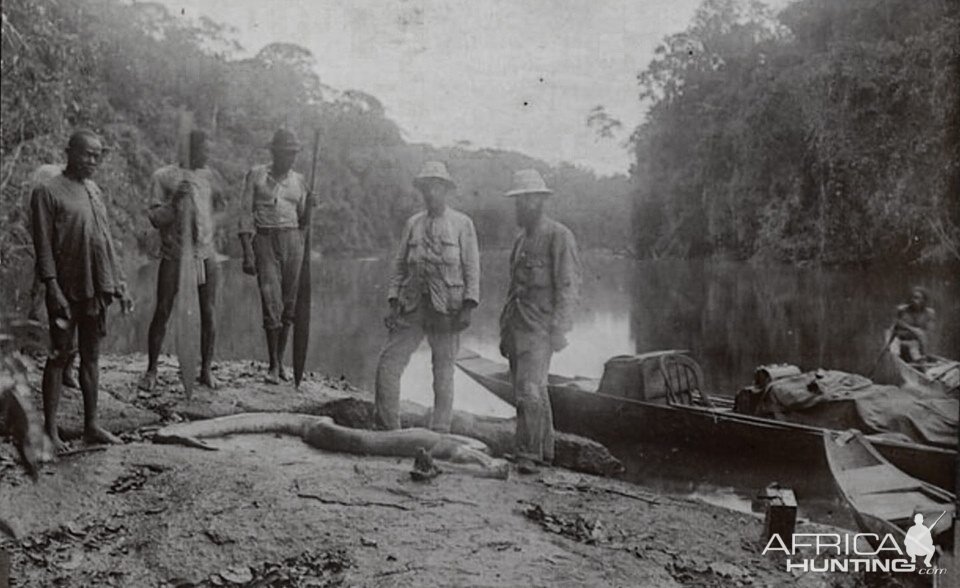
[{"x1": 256, "y1": 226, "x2": 300, "y2": 235}]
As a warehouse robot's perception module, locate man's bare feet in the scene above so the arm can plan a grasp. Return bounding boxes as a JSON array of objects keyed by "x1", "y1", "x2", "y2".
[
  {"x1": 47, "y1": 429, "x2": 68, "y2": 455},
  {"x1": 198, "y1": 370, "x2": 218, "y2": 389},
  {"x1": 83, "y1": 425, "x2": 121, "y2": 445},
  {"x1": 62, "y1": 367, "x2": 80, "y2": 389},
  {"x1": 264, "y1": 366, "x2": 280, "y2": 385},
  {"x1": 277, "y1": 364, "x2": 289, "y2": 382},
  {"x1": 137, "y1": 370, "x2": 158, "y2": 392}
]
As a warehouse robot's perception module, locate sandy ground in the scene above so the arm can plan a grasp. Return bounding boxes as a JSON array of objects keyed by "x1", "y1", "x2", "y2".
[{"x1": 1, "y1": 355, "x2": 868, "y2": 587}]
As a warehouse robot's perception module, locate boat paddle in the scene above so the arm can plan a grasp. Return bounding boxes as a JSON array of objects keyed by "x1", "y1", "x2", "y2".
[
  {"x1": 173, "y1": 107, "x2": 199, "y2": 398},
  {"x1": 293, "y1": 128, "x2": 321, "y2": 388},
  {"x1": 866, "y1": 326, "x2": 897, "y2": 380}
]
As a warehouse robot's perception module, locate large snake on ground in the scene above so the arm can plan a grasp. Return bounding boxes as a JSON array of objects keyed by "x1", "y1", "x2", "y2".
[{"x1": 153, "y1": 413, "x2": 510, "y2": 479}]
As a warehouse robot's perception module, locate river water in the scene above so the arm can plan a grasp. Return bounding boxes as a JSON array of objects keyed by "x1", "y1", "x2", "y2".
[{"x1": 107, "y1": 252, "x2": 959, "y2": 524}]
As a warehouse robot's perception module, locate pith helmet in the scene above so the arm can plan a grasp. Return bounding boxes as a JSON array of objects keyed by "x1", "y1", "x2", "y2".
[
  {"x1": 414, "y1": 161, "x2": 455, "y2": 188},
  {"x1": 505, "y1": 169, "x2": 553, "y2": 197},
  {"x1": 269, "y1": 129, "x2": 301, "y2": 152}
]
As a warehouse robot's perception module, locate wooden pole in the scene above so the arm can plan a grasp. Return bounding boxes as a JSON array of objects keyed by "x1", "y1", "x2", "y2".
[{"x1": 174, "y1": 107, "x2": 198, "y2": 397}]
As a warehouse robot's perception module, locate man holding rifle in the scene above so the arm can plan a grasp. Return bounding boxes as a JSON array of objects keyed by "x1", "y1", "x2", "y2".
[
  {"x1": 139, "y1": 130, "x2": 223, "y2": 391},
  {"x1": 238, "y1": 129, "x2": 313, "y2": 384}
]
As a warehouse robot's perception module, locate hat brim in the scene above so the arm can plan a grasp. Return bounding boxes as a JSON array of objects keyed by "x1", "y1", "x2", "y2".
[
  {"x1": 414, "y1": 176, "x2": 456, "y2": 188},
  {"x1": 505, "y1": 188, "x2": 553, "y2": 197}
]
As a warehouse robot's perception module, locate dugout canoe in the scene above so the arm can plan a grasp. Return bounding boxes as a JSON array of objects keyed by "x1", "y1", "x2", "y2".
[
  {"x1": 824, "y1": 430, "x2": 955, "y2": 585},
  {"x1": 882, "y1": 331, "x2": 960, "y2": 399},
  {"x1": 455, "y1": 349, "x2": 957, "y2": 492}
]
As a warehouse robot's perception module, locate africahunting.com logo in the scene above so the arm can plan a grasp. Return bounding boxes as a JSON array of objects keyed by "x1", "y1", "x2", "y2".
[{"x1": 762, "y1": 512, "x2": 948, "y2": 579}]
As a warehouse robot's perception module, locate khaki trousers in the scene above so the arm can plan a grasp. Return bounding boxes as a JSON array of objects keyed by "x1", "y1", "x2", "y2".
[
  {"x1": 504, "y1": 328, "x2": 555, "y2": 463},
  {"x1": 253, "y1": 229, "x2": 303, "y2": 330},
  {"x1": 374, "y1": 302, "x2": 459, "y2": 432}
]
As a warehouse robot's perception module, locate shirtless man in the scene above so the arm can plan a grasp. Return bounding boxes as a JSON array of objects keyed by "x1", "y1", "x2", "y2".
[{"x1": 893, "y1": 286, "x2": 936, "y2": 362}]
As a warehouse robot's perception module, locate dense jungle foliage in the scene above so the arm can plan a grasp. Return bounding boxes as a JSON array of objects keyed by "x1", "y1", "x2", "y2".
[
  {"x1": 630, "y1": 0, "x2": 960, "y2": 264},
  {"x1": 2, "y1": 0, "x2": 957, "y2": 315},
  {"x1": 0, "y1": 0, "x2": 631, "y2": 310}
]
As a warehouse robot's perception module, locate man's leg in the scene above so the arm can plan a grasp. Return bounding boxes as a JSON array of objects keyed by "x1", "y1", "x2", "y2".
[
  {"x1": 197, "y1": 257, "x2": 219, "y2": 388},
  {"x1": 535, "y1": 347, "x2": 556, "y2": 464},
  {"x1": 77, "y1": 311, "x2": 120, "y2": 445},
  {"x1": 276, "y1": 229, "x2": 305, "y2": 381},
  {"x1": 512, "y1": 330, "x2": 552, "y2": 472},
  {"x1": 254, "y1": 232, "x2": 284, "y2": 383},
  {"x1": 140, "y1": 259, "x2": 179, "y2": 390},
  {"x1": 42, "y1": 318, "x2": 75, "y2": 453},
  {"x1": 374, "y1": 311, "x2": 425, "y2": 430},
  {"x1": 426, "y1": 325, "x2": 459, "y2": 433}
]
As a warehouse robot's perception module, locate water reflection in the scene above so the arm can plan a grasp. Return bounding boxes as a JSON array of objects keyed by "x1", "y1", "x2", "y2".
[{"x1": 107, "y1": 252, "x2": 958, "y2": 524}]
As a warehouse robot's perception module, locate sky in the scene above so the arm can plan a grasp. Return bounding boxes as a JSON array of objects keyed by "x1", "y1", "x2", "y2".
[{"x1": 154, "y1": 0, "x2": 709, "y2": 176}]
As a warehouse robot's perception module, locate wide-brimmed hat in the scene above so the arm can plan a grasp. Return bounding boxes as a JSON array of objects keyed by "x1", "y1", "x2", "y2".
[
  {"x1": 413, "y1": 161, "x2": 455, "y2": 188},
  {"x1": 269, "y1": 129, "x2": 301, "y2": 152},
  {"x1": 505, "y1": 169, "x2": 553, "y2": 197}
]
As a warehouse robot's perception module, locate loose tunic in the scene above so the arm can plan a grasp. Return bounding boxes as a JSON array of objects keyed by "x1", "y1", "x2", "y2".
[{"x1": 31, "y1": 173, "x2": 126, "y2": 303}]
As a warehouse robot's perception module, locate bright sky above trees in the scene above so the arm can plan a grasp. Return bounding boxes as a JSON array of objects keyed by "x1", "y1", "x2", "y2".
[{"x1": 153, "y1": 0, "x2": 714, "y2": 175}]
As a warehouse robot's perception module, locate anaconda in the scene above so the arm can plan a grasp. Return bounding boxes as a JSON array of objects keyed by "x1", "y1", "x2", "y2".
[{"x1": 153, "y1": 413, "x2": 509, "y2": 478}]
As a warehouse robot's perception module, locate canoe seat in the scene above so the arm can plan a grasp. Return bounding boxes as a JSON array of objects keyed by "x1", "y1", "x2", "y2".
[{"x1": 659, "y1": 354, "x2": 715, "y2": 408}]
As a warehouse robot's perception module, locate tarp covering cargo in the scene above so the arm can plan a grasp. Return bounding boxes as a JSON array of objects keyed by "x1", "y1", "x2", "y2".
[{"x1": 754, "y1": 369, "x2": 958, "y2": 449}]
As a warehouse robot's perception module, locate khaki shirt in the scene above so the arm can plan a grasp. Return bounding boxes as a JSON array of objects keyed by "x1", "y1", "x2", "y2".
[
  {"x1": 237, "y1": 164, "x2": 307, "y2": 234},
  {"x1": 30, "y1": 174, "x2": 126, "y2": 302},
  {"x1": 500, "y1": 217, "x2": 581, "y2": 337},
  {"x1": 388, "y1": 208, "x2": 481, "y2": 314},
  {"x1": 147, "y1": 165, "x2": 219, "y2": 260}
]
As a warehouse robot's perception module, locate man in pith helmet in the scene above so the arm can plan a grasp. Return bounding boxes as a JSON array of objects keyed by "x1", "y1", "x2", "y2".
[
  {"x1": 375, "y1": 161, "x2": 481, "y2": 432},
  {"x1": 499, "y1": 169, "x2": 581, "y2": 474}
]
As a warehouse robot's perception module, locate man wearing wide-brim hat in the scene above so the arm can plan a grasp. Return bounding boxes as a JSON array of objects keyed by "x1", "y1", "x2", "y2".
[
  {"x1": 499, "y1": 169, "x2": 581, "y2": 474},
  {"x1": 238, "y1": 129, "x2": 312, "y2": 384},
  {"x1": 375, "y1": 161, "x2": 481, "y2": 432}
]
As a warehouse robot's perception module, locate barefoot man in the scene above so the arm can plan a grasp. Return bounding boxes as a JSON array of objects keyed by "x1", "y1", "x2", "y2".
[
  {"x1": 30, "y1": 130, "x2": 134, "y2": 450},
  {"x1": 139, "y1": 130, "x2": 222, "y2": 391},
  {"x1": 238, "y1": 129, "x2": 310, "y2": 384},
  {"x1": 499, "y1": 169, "x2": 581, "y2": 474}
]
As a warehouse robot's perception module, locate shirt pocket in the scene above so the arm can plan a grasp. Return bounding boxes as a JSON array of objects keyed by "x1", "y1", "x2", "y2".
[
  {"x1": 441, "y1": 237, "x2": 463, "y2": 286},
  {"x1": 524, "y1": 257, "x2": 550, "y2": 288}
]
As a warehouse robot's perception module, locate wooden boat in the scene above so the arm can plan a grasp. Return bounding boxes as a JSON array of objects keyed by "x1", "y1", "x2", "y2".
[
  {"x1": 456, "y1": 349, "x2": 957, "y2": 491},
  {"x1": 882, "y1": 331, "x2": 960, "y2": 398},
  {"x1": 824, "y1": 430, "x2": 955, "y2": 585}
]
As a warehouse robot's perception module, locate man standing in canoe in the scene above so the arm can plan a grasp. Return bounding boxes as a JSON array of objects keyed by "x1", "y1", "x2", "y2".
[
  {"x1": 375, "y1": 161, "x2": 480, "y2": 433},
  {"x1": 139, "y1": 130, "x2": 223, "y2": 391},
  {"x1": 238, "y1": 129, "x2": 311, "y2": 384},
  {"x1": 893, "y1": 286, "x2": 936, "y2": 362},
  {"x1": 499, "y1": 169, "x2": 581, "y2": 474},
  {"x1": 30, "y1": 129, "x2": 134, "y2": 451}
]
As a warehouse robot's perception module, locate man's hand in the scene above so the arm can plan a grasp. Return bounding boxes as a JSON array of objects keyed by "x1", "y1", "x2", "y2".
[
  {"x1": 174, "y1": 180, "x2": 193, "y2": 201},
  {"x1": 44, "y1": 281, "x2": 70, "y2": 323},
  {"x1": 117, "y1": 282, "x2": 135, "y2": 314},
  {"x1": 453, "y1": 300, "x2": 477, "y2": 331},
  {"x1": 549, "y1": 331, "x2": 568, "y2": 353},
  {"x1": 384, "y1": 298, "x2": 401, "y2": 331},
  {"x1": 242, "y1": 256, "x2": 257, "y2": 276}
]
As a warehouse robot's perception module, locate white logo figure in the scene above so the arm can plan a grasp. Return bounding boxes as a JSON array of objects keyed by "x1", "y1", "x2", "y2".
[{"x1": 904, "y1": 513, "x2": 939, "y2": 567}]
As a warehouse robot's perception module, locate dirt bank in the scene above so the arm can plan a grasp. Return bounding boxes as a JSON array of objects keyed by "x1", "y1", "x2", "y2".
[{"x1": 1, "y1": 355, "x2": 862, "y2": 587}]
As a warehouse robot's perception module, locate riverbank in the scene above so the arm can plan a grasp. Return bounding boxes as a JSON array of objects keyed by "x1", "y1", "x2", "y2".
[{"x1": 2, "y1": 354, "x2": 864, "y2": 587}]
